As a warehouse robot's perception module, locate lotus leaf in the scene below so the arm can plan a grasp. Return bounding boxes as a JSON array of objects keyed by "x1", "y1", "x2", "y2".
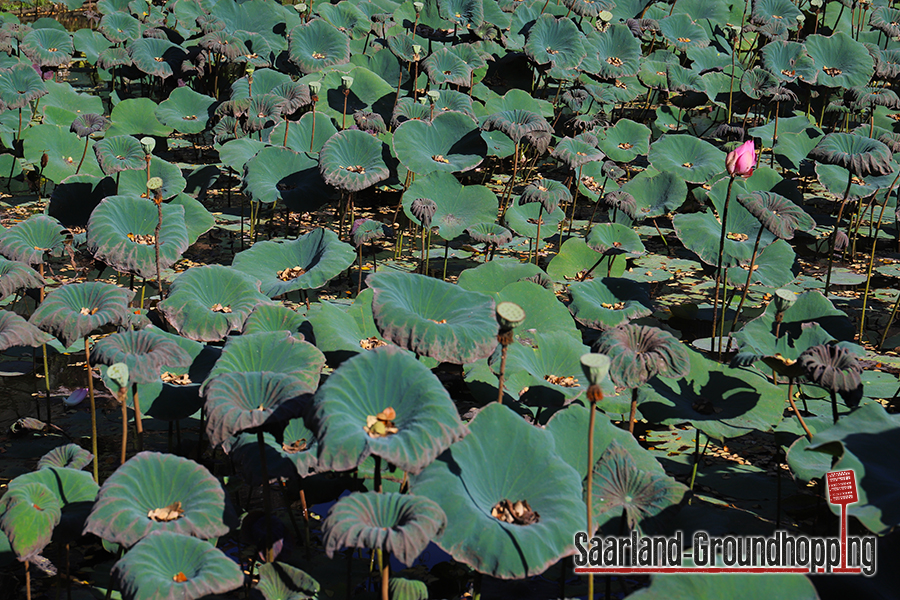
[
  {"x1": 496, "y1": 330, "x2": 589, "y2": 407},
  {"x1": 0, "y1": 255, "x2": 43, "y2": 299},
  {"x1": 206, "y1": 331, "x2": 325, "y2": 392},
  {"x1": 271, "y1": 112, "x2": 337, "y2": 153},
  {"x1": 736, "y1": 191, "x2": 815, "y2": 240},
  {"x1": 809, "y1": 132, "x2": 893, "y2": 178},
  {"x1": 98, "y1": 12, "x2": 141, "y2": 43},
  {"x1": 0, "y1": 482, "x2": 60, "y2": 561},
  {"x1": 629, "y1": 562, "x2": 819, "y2": 598},
  {"x1": 305, "y1": 288, "x2": 384, "y2": 363},
  {"x1": 581, "y1": 24, "x2": 641, "y2": 79},
  {"x1": 503, "y1": 199, "x2": 564, "y2": 241},
  {"x1": 648, "y1": 134, "x2": 726, "y2": 184},
  {"x1": 112, "y1": 531, "x2": 243, "y2": 600},
  {"x1": 86, "y1": 195, "x2": 189, "y2": 279},
  {"x1": 622, "y1": 170, "x2": 688, "y2": 220},
  {"x1": 0, "y1": 63, "x2": 47, "y2": 109},
  {"x1": 586, "y1": 223, "x2": 645, "y2": 257},
  {"x1": 8, "y1": 465, "x2": 99, "y2": 543},
  {"x1": 439, "y1": 0, "x2": 483, "y2": 28},
  {"x1": 30, "y1": 282, "x2": 132, "y2": 348},
  {"x1": 432, "y1": 89, "x2": 477, "y2": 121},
  {"x1": 466, "y1": 222, "x2": 512, "y2": 248},
  {"x1": 524, "y1": 15, "x2": 585, "y2": 71},
  {"x1": 804, "y1": 32, "x2": 873, "y2": 89},
  {"x1": 318, "y1": 129, "x2": 389, "y2": 193},
  {"x1": 91, "y1": 327, "x2": 192, "y2": 385},
  {"x1": 402, "y1": 171, "x2": 498, "y2": 241},
  {"x1": 658, "y1": 13, "x2": 709, "y2": 51},
  {"x1": 158, "y1": 265, "x2": 271, "y2": 342},
  {"x1": 0, "y1": 311, "x2": 51, "y2": 351},
  {"x1": 128, "y1": 37, "x2": 184, "y2": 79},
  {"x1": 116, "y1": 155, "x2": 187, "y2": 200},
  {"x1": 242, "y1": 304, "x2": 306, "y2": 335},
  {"x1": 84, "y1": 451, "x2": 233, "y2": 547},
  {"x1": 422, "y1": 47, "x2": 471, "y2": 87},
  {"x1": 97, "y1": 46, "x2": 132, "y2": 70},
  {"x1": 798, "y1": 342, "x2": 862, "y2": 405},
  {"x1": 37, "y1": 444, "x2": 93, "y2": 471},
  {"x1": 231, "y1": 228, "x2": 354, "y2": 296},
  {"x1": 569, "y1": 277, "x2": 653, "y2": 330},
  {"x1": 393, "y1": 111, "x2": 486, "y2": 175},
  {"x1": 288, "y1": 19, "x2": 351, "y2": 74},
  {"x1": 392, "y1": 98, "x2": 432, "y2": 128},
  {"x1": 22, "y1": 123, "x2": 103, "y2": 183},
  {"x1": 242, "y1": 145, "x2": 330, "y2": 212},
  {"x1": 595, "y1": 324, "x2": 690, "y2": 390},
  {"x1": 481, "y1": 108, "x2": 550, "y2": 143},
  {"x1": 411, "y1": 402, "x2": 585, "y2": 578},
  {"x1": 496, "y1": 280, "x2": 580, "y2": 340},
  {"x1": 70, "y1": 113, "x2": 107, "y2": 138},
  {"x1": 155, "y1": 87, "x2": 216, "y2": 135},
  {"x1": 323, "y1": 492, "x2": 445, "y2": 567},
  {"x1": 21, "y1": 28, "x2": 72, "y2": 67},
  {"x1": 255, "y1": 562, "x2": 319, "y2": 600},
  {"x1": 312, "y1": 345, "x2": 468, "y2": 473},
  {"x1": 106, "y1": 98, "x2": 173, "y2": 137},
  {"x1": 370, "y1": 271, "x2": 498, "y2": 363}
]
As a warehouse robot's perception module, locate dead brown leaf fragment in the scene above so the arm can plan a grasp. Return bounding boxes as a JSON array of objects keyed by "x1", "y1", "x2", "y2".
[
  {"x1": 277, "y1": 266, "x2": 307, "y2": 281},
  {"x1": 148, "y1": 501, "x2": 184, "y2": 522},
  {"x1": 544, "y1": 374, "x2": 579, "y2": 387},
  {"x1": 283, "y1": 438, "x2": 308, "y2": 453},
  {"x1": 360, "y1": 337, "x2": 388, "y2": 350},
  {"x1": 161, "y1": 372, "x2": 191, "y2": 385},
  {"x1": 173, "y1": 572, "x2": 188, "y2": 583},
  {"x1": 79, "y1": 307, "x2": 99, "y2": 315},
  {"x1": 127, "y1": 232, "x2": 156, "y2": 245},
  {"x1": 364, "y1": 407, "x2": 399, "y2": 438},
  {"x1": 210, "y1": 303, "x2": 232, "y2": 313},
  {"x1": 491, "y1": 499, "x2": 540, "y2": 525}
]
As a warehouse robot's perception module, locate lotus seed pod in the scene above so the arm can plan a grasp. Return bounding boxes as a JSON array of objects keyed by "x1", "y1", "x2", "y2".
[
  {"x1": 295, "y1": 3, "x2": 307, "y2": 12},
  {"x1": 427, "y1": 90, "x2": 440, "y2": 103},
  {"x1": 341, "y1": 75, "x2": 354, "y2": 90},
  {"x1": 774, "y1": 288, "x2": 797, "y2": 313},
  {"x1": 413, "y1": 1, "x2": 423, "y2": 13},
  {"x1": 108, "y1": 363, "x2": 129, "y2": 389},
  {"x1": 598, "y1": 10, "x2": 612, "y2": 21},
  {"x1": 147, "y1": 177, "x2": 163, "y2": 191},
  {"x1": 245, "y1": 63, "x2": 256, "y2": 76},
  {"x1": 308, "y1": 80, "x2": 322, "y2": 95},
  {"x1": 580, "y1": 353, "x2": 610, "y2": 387},
  {"x1": 410, "y1": 197, "x2": 437, "y2": 228},
  {"x1": 496, "y1": 301, "x2": 525, "y2": 332},
  {"x1": 412, "y1": 44, "x2": 422, "y2": 58},
  {"x1": 139, "y1": 137, "x2": 155, "y2": 155}
]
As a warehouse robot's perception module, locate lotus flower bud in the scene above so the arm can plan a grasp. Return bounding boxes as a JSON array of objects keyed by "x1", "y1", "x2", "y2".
[{"x1": 725, "y1": 139, "x2": 756, "y2": 178}]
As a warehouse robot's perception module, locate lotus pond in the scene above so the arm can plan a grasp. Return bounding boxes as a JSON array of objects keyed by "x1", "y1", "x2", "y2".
[{"x1": 0, "y1": 0, "x2": 899, "y2": 598}]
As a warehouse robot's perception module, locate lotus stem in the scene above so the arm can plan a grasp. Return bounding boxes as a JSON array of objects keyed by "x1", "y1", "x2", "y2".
[
  {"x1": 380, "y1": 548, "x2": 390, "y2": 600},
  {"x1": 283, "y1": 119, "x2": 291, "y2": 147},
  {"x1": 155, "y1": 194, "x2": 163, "y2": 300},
  {"x1": 85, "y1": 338, "x2": 99, "y2": 484},
  {"x1": 565, "y1": 165, "x2": 583, "y2": 243},
  {"x1": 878, "y1": 292, "x2": 900, "y2": 351},
  {"x1": 580, "y1": 254, "x2": 607, "y2": 281},
  {"x1": 786, "y1": 379, "x2": 812, "y2": 440},
  {"x1": 729, "y1": 225, "x2": 765, "y2": 333},
  {"x1": 132, "y1": 382, "x2": 143, "y2": 452},
  {"x1": 310, "y1": 104, "x2": 317, "y2": 152},
  {"x1": 712, "y1": 175, "x2": 736, "y2": 360},
  {"x1": 585, "y1": 383, "x2": 603, "y2": 600},
  {"x1": 858, "y1": 178, "x2": 899, "y2": 341},
  {"x1": 688, "y1": 431, "x2": 709, "y2": 499},
  {"x1": 342, "y1": 88, "x2": 350, "y2": 129},
  {"x1": 534, "y1": 204, "x2": 543, "y2": 266},
  {"x1": 25, "y1": 559, "x2": 30, "y2": 600},
  {"x1": 829, "y1": 389, "x2": 838, "y2": 424},
  {"x1": 500, "y1": 142, "x2": 521, "y2": 214},
  {"x1": 118, "y1": 384, "x2": 127, "y2": 465},
  {"x1": 496, "y1": 329, "x2": 513, "y2": 404},
  {"x1": 41, "y1": 343, "x2": 50, "y2": 427},
  {"x1": 717, "y1": 269, "x2": 731, "y2": 357},
  {"x1": 357, "y1": 245, "x2": 364, "y2": 295},
  {"x1": 256, "y1": 431, "x2": 275, "y2": 563},
  {"x1": 442, "y1": 239, "x2": 449, "y2": 281},
  {"x1": 823, "y1": 170, "x2": 854, "y2": 296},
  {"x1": 299, "y1": 487, "x2": 311, "y2": 560},
  {"x1": 76, "y1": 136, "x2": 89, "y2": 175},
  {"x1": 628, "y1": 387, "x2": 639, "y2": 435},
  {"x1": 770, "y1": 101, "x2": 780, "y2": 169}
]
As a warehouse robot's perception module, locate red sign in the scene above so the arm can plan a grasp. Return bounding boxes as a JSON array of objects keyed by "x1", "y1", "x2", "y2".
[{"x1": 826, "y1": 470, "x2": 858, "y2": 505}]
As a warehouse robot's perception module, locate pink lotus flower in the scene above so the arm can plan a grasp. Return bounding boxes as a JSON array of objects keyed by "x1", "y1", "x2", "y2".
[{"x1": 726, "y1": 139, "x2": 756, "y2": 178}]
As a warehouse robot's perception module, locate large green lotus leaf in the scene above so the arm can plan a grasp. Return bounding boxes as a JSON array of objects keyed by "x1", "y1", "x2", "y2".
[
  {"x1": 524, "y1": 14, "x2": 585, "y2": 71},
  {"x1": 242, "y1": 304, "x2": 306, "y2": 335},
  {"x1": 318, "y1": 129, "x2": 390, "y2": 193},
  {"x1": 313, "y1": 345, "x2": 468, "y2": 473},
  {"x1": 37, "y1": 444, "x2": 93, "y2": 471},
  {"x1": 204, "y1": 371, "x2": 313, "y2": 451},
  {"x1": 0, "y1": 214, "x2": 66, "y2": 265},
  {"x1": 39, "y1": 81, "x2": 104, "y2": 127},
  {"x1": 497, "y1": 331, "x2": 589, "y2": 407},
  {"x1": 0, "y1": 256, "x2": 42, "y2": 299},
  {"x1": 0, "y1": 63, "x2": 47, "y2": 109},
  {"x1": 317, "y1": 1, "x2": 368, "y2": 38},
  {"x1": 84, "y1": 451, "x2": 233, "y2": 547},
  {"x1": 581, "y1": 24, "x2": 641, "y2": 79},
  {"x1": 481, "y1": 108, "x2": 550, "y2": 144},
  {"x1": 569, "y1": 277, "x2": 653, "y2": 330},
  {"x1": 393, "y1": 111, "x2": 485, "y2": 175},
  {"x1": 586, "y1": 223, "x2": 645, "y2": 257},
  {"x1": 439, "y1": 0, "x2": 484, "y2": 28},
  {"x1": 93, "y1": 134, "x2": 144, "y2": 175},
  {"x1": 255, "y1": 562, "x2": 319, "y2": 600},
  {"x1": 92, "y1": 327, "x2": 192, "y2": 385},
  {"x1": 9, "y1": 466, "x2": 99, "y2": 543},
  {"x1": 502, "y1": 199, "x2": 563, "y2": 241},
  {"x1": 815, "y1": 162, "x2": 895, "y2": 200},
  {"x1": 673, "y1": 210, "x2": 774, "y2": 269},
  {"x1": 723, "y1": 237, "x2": 795, "y2": 288},
  {"x1": 242, "y1": 146, "x2": 330, "y2": 212},
  {"x1": 74, "y1": 28, "x2": 111, "y2": 64},
  {"x1": 411, "y1": 402, "x2": 585, "y2": 578},
  {"x1": 596, "y1": 118, "x2": 650, "y2": 163},
  {"x1": 804, "y1": 32, "x2": 873, "y2": 89},
  {"x1": 288, "y1": 19, "x2": 350, "y2": 74},
  {"x1": 21, "y1": 123, "x2": 102, "y2": 183},
  {"x1": 481, "y1": 88, "x2": 554, "y2": 119},
  {"x1": 658, "y1": 13, "x2": 708, "y2": 51},
  {"x1": 168, "y1": 193, "x2": 214, "y2": 246},
  {"x1": 638, "y1": 349, "x2": 784, "y2": 441},
  {"x1": 626, "y1": 567, "x2": 818, "y2": 599},
  {"x1": 117, "y1": 156, "x2": 187, "y2": 200},
  {"x1": 113, "y1": 531, "x2": 243, "y2": 600},
  {"x1": 422, "y1": 47, "x2": 471, "y2": 87},
  {"x1": 98, "y1": 11, "x2": 141, "y2": 43},
  {"x1": 590, "y1": 439, "x2": 687, "y2": 533},
  {"x1": 306, "y1": 288, "x2": 384, "y2": 362},
  {"x1": 311, "y1": 66, "x2": 394, "y2": 124},
  {"x1": 206, "y1": 331, "x2": 325, "y2": 392},
  {"x1": 370, "y1": 271, "x2": 498, "y2": 364},
  {"x1": 271, "y1": 112, "x2": 338, "y2": 154},
  {"x1": 732, "y1": 291, "x2": 854, "y2": 360},
  {"x1": 106, "y1": 98, "x2": 173, "y2": 138},
  {"x1": 648, "y1": 134, "x2": 725, "y2": 184},
  {"x1": 402, "y1": 171, "x2": 498, "y2": 241},
  {"x1": 456, "y1": 258, "x2": 545, "y2": 293},
  {"x1": 30, "y1": 282, "x2": 132, "y2": 348},
  {"x1": 0, "y1": 311, "x2": 51, "y2": 351},
  {"x1": 21, "y1": 27, "x2": 72, "y2": 67},
  {"x1": 154, "y1": 86, "x2": 216, "y2": 135},
  {"x1": 811, "y1": 133, "x2": 894, "y2": 179},
  {"x1": 789, "y1": 402, "x2": 900, "y2": 534},
  {"x1": 158, "y1": 265, "x2": 272, "y2": 342},
  {"x1": 0, "y1": 482, "x2": 60, "y2": 561},
  {"x1": 323, "y1": 492, "x2": 446, "y2": 565},
  {"x1": 761, "y1": 40, "x2": 816, "y2": 84},
  {"x1": 87, "y1": 195, "x2": 189, "y2": 279},
  {"x1": 128, "y1": 37, "x2": 185, "y2": 79},
  {"x1": 546, "y1": 238, "x2": 624, "y2": 281},
  {"x1": 622, "y1": 170, "x2": 688, "y2": 220},
  {"x1": 231, "y1": 228, "x2": 354, "y2": 297},
  {"x1": 217, "y1": 138, "x2": 266, "y2": 172},
  {"x1": 496, "y1": 280, "x2": 580, "y2": 340}
]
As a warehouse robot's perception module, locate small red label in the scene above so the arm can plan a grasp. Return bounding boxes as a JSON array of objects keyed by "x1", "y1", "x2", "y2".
[{"x1": 826, "y1": 470, "x2": 858, "y2": 505}]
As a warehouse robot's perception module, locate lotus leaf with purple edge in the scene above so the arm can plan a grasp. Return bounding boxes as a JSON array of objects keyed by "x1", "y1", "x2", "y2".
[
  {"x1": 8, "y1": 465, "x2": 99, "y2": 543},
  {"x1": 242, "y1": 304, "x2": 306, "y2": 335},
  {"x1": 799, "y1": 342, "x2": 863, "y2": 406},
  {"x1": 312, "y1": 345, "x2": 468, "y2": 474},
  {"x1": 585, "y1": 223, "x2": 645, "y2": 257},
  {"x1": 0, "y1": 214, "x2": 66, "y2": 265},
  {"x1": 98, "y1": 12, "x2": 140, "y2": 44},
  {"x1": 622, "y1": 170, "x2": 688, "y2": 221},
  {"x1": 494, "y1": 331, "x2": 589, "y2": 409},
  {"x1": 410, "y1": 402, "x2": 586, "y2": 578},
  {"x1": 0, "y1": 63, "x2": 47, "y2": 109},
  {"x1": 809, "y1": 132, "x2": 893, "y2": 178},
  {"x1": 323, "y1": 492, "x2": 446, "y2": 566},
  {"x1": 241, "y1": 146, "x2": 331, "y2": 212},
  {"x1": 594, "y1": 324, "x2": 690, "y2": 390},
  {"x1": 206, "y1": 331, "x2": 325, "y2": 391},
  {"x1": 392, "y1": 111, "x2": 486, "y2": 175},
  {"x1": 128, "y1": 37, "x2": 185, "y2": 79},
  {"x1": 70, "y1": 113, "x2": 107, "y2": 138},
  {"x1": 86, "y1": 195, "x2": 189, "y2": 279},
  {"x1": 112, "y1": 531, "x2": 243, "y2": 600},
  {"x1": 518, "y1": 177, "x2": 570, "y2": 214},
  {"x1": 481, "y1": 109, "x2": 550, "y2": 143},
  {"x1": 116, "y1": 156, "x2": 187, "y2": 200},
  {"x1": 0, "y1": 257, "x2": 43, "y2": 300},
  {"x1": 83, "y1": 451, "x2": 234, "y2": 548},
  {"x1": 154, "y1": 86, "x2": 217, "y2": 135},
  {"x1": 568, "y1": 277, "x2": 653, "y2": 330},
  {"x1": 29, "y1": 281, "x2": 133, "y2": 348},
  {"x1": 318, "y1": 129, "x2": 390, "y2": 193},
  {"x1": 402, "y1": 171, "x2": 499, "y2": 241},
  {"x1": 552, "y1": 136, "x2": 604, "y2": 172},
  {"x1": 369, "y1": 271, "x2": 499, "y2": 364},
  {"x1": 93, "y1": 135, "x2": 145, "y2": 175},
  {"x1": 581, "y1": 23, "x2": 641, "y2": 79},
  {"x1": 254, "y1": 561, "x2": 319, "y2": 600},
  {"x1": 0, "y1": 482, "x2": 60, "y2": 561},
  {"x1": 422, "y1": 48, "x2": 471, "y2": 87},
  {"x1": 91, "y1": 327, "x2": 192, "y2": 385},
  {"x1": 287, "y1": 19, "x2": 351, "y2": 74},
  {"x1": 158, "y1": 265, "x2": 271, "y2": 342},
  {"x1": 524, "y1": 14, "x2": 586, "y2": 72},
  {"x1": 231, "y1": 228, "x2": 355, "y2": 297},
  {"x1": 230, "y1": 415, "x2": 319, "y2": 487},
  {"x1": 37, "y1": 444, "x2": 93, "y2": 471}
]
